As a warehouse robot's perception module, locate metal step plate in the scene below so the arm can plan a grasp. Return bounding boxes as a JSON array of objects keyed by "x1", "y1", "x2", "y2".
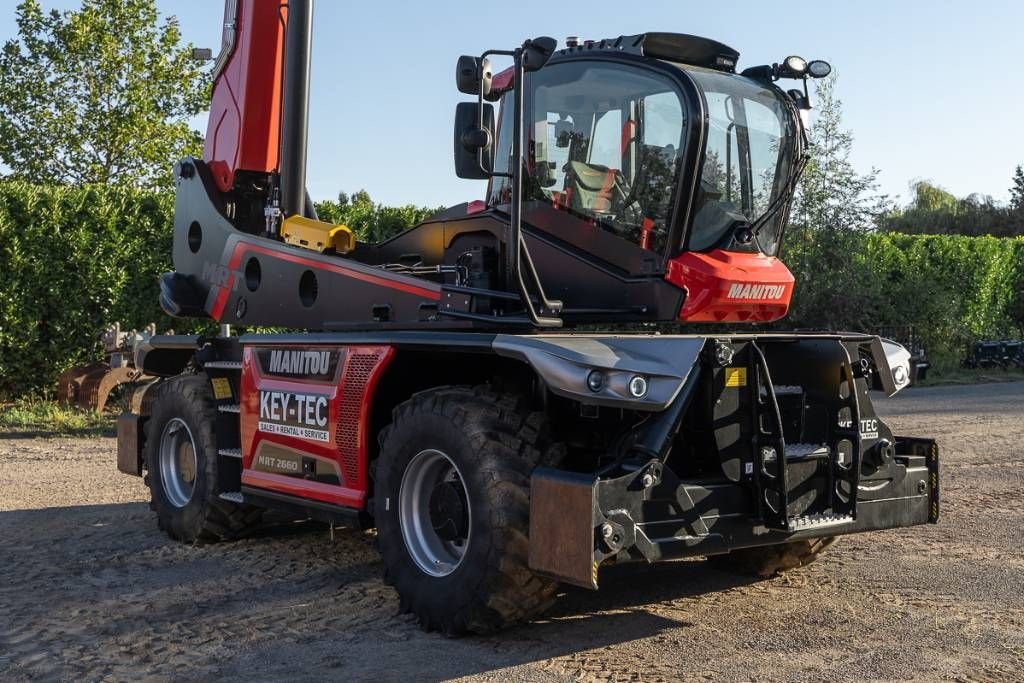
[
  {"x1": 785, "y1": 443, "x2": 830, "y2": 461},
  {"x1": 788, "y1": 512, "x2": 853, "y2": 530},
  {"x1": 219, "y1": 491, "x2": 244, "y2": 504},
  {"x1": 218, "y1": 404, "x2": 241, "y2": 414},
  {"x1": 217, "y1": 448, "x2": 242, "y2": 459},
  {"x1": 204, "y1": 361, "x2": 242, "y2": 370}
]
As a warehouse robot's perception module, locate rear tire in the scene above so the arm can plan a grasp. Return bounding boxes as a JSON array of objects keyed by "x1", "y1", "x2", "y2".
[
  {"x1": 144, "y1": 375, "x2": 261, "y2": 543},
  {"x1": 709, "y1": 537, "x2": 837, "y2": 578},
  {"x1": 373, "y1": 385, "x2": 562, "y2": 635}
]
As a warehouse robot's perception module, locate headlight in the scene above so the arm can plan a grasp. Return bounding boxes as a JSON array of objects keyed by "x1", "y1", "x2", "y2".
[
  {"x1": 808, "y1": 60, "x2": 832, "y2": 78},
  {"x1": 783, "y1": 55, "x2": 807, "y2": 75}
]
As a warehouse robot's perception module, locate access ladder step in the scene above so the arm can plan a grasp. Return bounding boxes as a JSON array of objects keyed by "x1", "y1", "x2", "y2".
[
  {"x1": 218, "y1": 448, "x2": 242, "y2": 459},
  {"x1": 204, "y1": 361, "x2": 242, "y2": 370},
  {"x1": 762, "y1": 443, "x2": 830, "y2": 463},
  {"x1": 788, "y1": 513, "x2": 853, "y2": 530},
  {"x1": 218, "y1": 404, "x2": 241, "y2": 414},
  {"x1": 784, "y1": 443, "x2": 831, "y2": 461},
  {"x1": 219, "y1": 491, "x2": 244, "y2": 504}
]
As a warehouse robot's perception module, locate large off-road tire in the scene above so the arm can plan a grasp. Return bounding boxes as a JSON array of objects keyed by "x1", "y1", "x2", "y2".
[
  {"x1": 709, "y1": 537, "x2": 837, "y2": 578},
  {"x1": 144, "y1": 375, "x2": 261, "y2": 543},
  {"x1": 373, "y1": 385, "x2": 562, "y2": 635}
]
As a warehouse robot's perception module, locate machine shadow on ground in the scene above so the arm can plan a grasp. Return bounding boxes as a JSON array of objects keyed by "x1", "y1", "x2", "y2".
[{"x1": 0, "y1": 500, "x2": 763, "y2": 680}]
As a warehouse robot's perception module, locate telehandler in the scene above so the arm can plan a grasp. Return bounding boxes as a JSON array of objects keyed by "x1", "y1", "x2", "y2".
[{"x1": 117, "y1": 0, "x2": 939, "y2": 634}]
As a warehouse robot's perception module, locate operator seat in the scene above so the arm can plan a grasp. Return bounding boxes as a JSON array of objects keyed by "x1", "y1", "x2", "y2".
[{"x1": 565, "y1": 160, "x2": 627, "y2": 215}]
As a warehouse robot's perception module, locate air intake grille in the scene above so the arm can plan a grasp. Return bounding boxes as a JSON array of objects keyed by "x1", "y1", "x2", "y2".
[{"x1": 335, "y1": 349, "x2": 389, "y2": 487}]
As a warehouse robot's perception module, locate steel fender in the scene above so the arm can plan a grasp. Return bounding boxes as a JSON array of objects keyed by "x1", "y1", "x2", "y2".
[
  {"x1": 135, "y1": 335, "x2": 201, "y2": 377},
  {"x1": 492, "y1": 335, "x2": 704, "y2": 410},
  {"x1": 871, "y1": 337, "x2": 913, "y2": 396}
]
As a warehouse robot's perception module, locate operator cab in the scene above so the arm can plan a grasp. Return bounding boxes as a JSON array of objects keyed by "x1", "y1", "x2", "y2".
[
  {"x1": 343, "y1": 33, "x2": 830, "y2": 326},
  {"x1": 487, "y1": 34, "x2": 806, "y2": 263}
]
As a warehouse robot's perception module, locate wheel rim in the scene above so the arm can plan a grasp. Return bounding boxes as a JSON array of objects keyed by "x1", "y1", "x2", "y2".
[
  {"x1": 158, "y1": 417, "x2": 198, "y2": 508},
  {"x1": 398, "y1": 448, "x2": 471, "y2": 577}
]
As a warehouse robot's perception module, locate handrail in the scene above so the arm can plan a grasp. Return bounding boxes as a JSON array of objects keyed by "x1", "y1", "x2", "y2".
[
  {"x1": 211, "y1": 0, "x2": 239, "y2": 84},
  {"x1": 475, "y1": 44, "x2": 562, "y2": 328}
]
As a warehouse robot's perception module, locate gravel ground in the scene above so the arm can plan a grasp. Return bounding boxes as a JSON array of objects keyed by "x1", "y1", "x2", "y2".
[{"x1": 1, "y1": 382, "x2": 1022, "y2": 682}]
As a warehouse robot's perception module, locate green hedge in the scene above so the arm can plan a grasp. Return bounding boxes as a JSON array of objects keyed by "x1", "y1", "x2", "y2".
[
  {"x1": 0, "y1": 181, "x2": 190, "y2": 397},
  {"x1": 2, "y1": 180, "x2": 1022, "y2": 398},
  {"x1": 784, "y1": 229, "x2": 1024, "y2": 364}
]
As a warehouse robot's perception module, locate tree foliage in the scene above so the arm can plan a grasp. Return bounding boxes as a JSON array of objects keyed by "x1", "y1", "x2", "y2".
[
  {"x1": 784, "y1": 231, "x2": 1024, "y2": 363},
  {"x1": 0, "y1": 0, "x2": 208, "y2": 188},
  {"x1": 881, "y1": 179, "x2": 1022, "y2": 237},
  {"x1": 1011, "y1": 166, "x2": 1024, "y2": 208},
  {"x1": 315, "y1": 190, "x2": 443, "y2": 244},
  {"x1": 1011, "y1": 164, "x2": 1024, "y2": 220},
  {"x1": 789, "y1": 74, "x2": 891, "y2": 233},
  {"x1": 0, "y1": 181, "x2": 199, "y2": 397}
]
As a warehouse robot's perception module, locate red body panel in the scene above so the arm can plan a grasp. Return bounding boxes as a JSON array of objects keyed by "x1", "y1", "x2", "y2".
[
  {"x1": 202, "y1": 0, "x2": 287, "y2": 193},
  {"x1": 666, "y1": 249, "x2": 795, "y2": 323},
  {"x1": 239, "y1": 344, "x2": 394, "y2": 509}
]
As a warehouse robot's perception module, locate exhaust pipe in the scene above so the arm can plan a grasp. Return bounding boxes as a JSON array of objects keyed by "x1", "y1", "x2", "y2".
[{"x1": 280, "y1": 0, "x2": 313, "y2": 218}]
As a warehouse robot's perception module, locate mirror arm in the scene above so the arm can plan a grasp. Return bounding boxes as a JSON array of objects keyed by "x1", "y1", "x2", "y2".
[{"x1": 473, "y1": 49, "x2": 515, "y2": 178}]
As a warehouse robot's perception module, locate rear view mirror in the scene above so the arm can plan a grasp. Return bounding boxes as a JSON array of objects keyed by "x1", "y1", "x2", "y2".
[
  {"x1": 454, "y1": 102, "x2": 495, "y2": 179},
  {"x1": 456, "y1": 56, "x2": 492, "y2": 97}
]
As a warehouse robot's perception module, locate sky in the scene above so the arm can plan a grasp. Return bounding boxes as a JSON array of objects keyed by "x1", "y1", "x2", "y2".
[{"x1": 2, "y1": 0, "x2": 1022, "y2": 208}]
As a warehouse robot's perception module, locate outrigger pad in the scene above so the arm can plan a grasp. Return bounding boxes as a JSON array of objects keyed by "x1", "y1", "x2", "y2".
[{"x1": 529, "y1": 468, "x2": 598, "y2": 589}]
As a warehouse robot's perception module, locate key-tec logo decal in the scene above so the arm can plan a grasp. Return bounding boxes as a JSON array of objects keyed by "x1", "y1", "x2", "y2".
[
  {"x1": 258, "y1": 390, "x2": 330, "y2": 443},
  {"x1": 726, "y1": 283, "x2": 787, "y2": 300}
]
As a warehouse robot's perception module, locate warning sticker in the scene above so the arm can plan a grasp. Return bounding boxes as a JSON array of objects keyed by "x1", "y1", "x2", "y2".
[
  {"x1": 724, "y1": 367, "x2": 747, "y2": 388},
  {"x1": 258, "y1": 390, "x2": 330, "y2": 443},
  {"x1": 210, "y1": 376, "x2": 232, "y2": 400}
]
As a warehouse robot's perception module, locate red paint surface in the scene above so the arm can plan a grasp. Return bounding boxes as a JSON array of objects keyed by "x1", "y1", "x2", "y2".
[
  {"x1": 210, "y1": 241, "x2": 442, "y2": 320},
  {"x1": 239, "y1": 344, "x2": 394, "y2": 509},
  {"x1": 666, "y1": 249, "x2": 795, "y2": 323},
  {"x1": 202, "y1": 0, "x2": 287, "y2": 192},
  {"x1": 491, "y1": 66, "x2": 515, "y2": 92}
]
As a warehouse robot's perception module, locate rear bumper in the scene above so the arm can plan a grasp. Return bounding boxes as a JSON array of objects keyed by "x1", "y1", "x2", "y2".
[{"x1": 529, "y1": 437, "x2": 939, "y2": 589}]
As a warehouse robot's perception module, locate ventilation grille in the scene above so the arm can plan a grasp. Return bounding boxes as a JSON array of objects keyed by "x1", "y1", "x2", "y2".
[{"x1": 335, "y1": 350, "x2": 387, "y2": 487}]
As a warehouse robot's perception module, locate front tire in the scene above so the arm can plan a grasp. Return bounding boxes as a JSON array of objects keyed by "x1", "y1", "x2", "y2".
[
  {"x1": 144, "y1": 375, "x2": 261, "y2": 543},
  {"x1": 374, "y1": 386, "x2": 561, "y2": 635}
]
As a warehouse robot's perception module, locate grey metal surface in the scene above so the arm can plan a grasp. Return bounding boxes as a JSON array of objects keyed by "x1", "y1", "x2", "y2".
[
  {"x1": 493, "y1": 334, "x2": 705, "y2": 411},
  {"x1": 204, "y1": 361, "x2": 242, "y2": 370},
  {"x1": 876, "y1": 337, "x2": 913, "y2": 395},
  {"x1": 158, "y1": 418, "x2": 197, "y2": 508},
  {"x1": 398, "y1": 449, "x2": 471, "y2": 578}
]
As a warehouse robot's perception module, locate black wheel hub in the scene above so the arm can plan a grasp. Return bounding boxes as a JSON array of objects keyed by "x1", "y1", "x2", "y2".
[{"x1": 429, "y1": 479, "x2": 469, "y2": 542}]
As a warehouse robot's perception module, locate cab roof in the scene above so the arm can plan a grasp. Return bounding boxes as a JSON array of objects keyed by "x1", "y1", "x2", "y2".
[{"x1": 552, "y1": 33, "x2": 740, "y2": 73}]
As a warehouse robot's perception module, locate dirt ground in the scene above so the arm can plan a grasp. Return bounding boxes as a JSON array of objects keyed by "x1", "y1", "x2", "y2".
[{"x1": 1, "y1": 382, "x2": 1022, "y2": 682}]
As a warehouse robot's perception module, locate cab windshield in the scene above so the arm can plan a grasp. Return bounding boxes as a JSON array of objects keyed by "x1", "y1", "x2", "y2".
[
  {"x1": 491, "y1": 61, "x2": 686, "y2": 254},
  {"x1": 683, "y1": 67, "x2": 796, "y2": 255}
]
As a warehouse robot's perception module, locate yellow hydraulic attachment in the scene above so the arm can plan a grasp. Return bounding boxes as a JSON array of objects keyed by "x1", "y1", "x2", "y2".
[{"x1": 281, "y1": 215, "x2": 355, "y2": 254}]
